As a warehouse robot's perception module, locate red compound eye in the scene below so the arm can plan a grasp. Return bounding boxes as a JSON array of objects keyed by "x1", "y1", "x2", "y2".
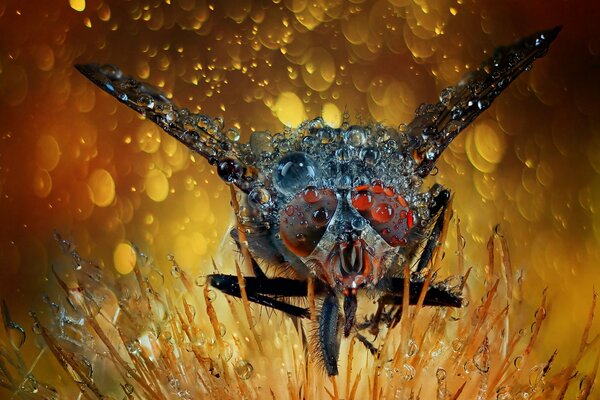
[
  {"x1": 279, "y1": 187, "x2": 338, "y2": 257},
  {"x1": 351, "y1": 182, "x2": 414, "y2": 247}
]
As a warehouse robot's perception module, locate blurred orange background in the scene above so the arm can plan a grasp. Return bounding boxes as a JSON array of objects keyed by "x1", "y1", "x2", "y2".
[{"x1": 0, "y1": 0, "x2": 599, "y2": 392}]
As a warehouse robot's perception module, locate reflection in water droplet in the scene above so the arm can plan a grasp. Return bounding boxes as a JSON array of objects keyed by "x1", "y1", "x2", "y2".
[
  {"x1": 221, "y1": 341, "x2": 233, "y2": 361},
  {"x1": 234, "y1": 359, "x2": 254, "y2": 380},
  {"x1": 8, "y1": 321, "x2": 26, "y2": 349}
]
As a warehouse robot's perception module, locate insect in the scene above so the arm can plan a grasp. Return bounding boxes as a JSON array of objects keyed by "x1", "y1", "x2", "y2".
[{"x1": 76, "y1": 26, "x2": 560, "y2": 376}]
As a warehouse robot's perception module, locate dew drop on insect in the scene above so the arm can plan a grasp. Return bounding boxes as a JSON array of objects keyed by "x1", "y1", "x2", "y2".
[
  {"x1": 335, "y1": 146, "x2": 352, "y2": 161},
  {"x1": 273, "y1": 152, "x2": 318, "y2": 196},
  {"x1": 351, "y1": 216, "x2": 367, "y2": 231},
  {"x1": 371, "y1": 203, "x2": 394, "y2": 223},
  {"x1": 360, "y1": 147, "x2": 380, "y2": 166},
  {"x1": 284, "y1": 205, "x2": 295, "y2": 216},
  {"x1": 226, "y1": 128, "x2": 240, "y2": 142},
  {"x1": 216, "y1": 158, "x2": 244, "y2": 183},
  {"x1": 234, "y1": 360, "x2": 254, "y2": 380},
  {"x1": 302, "y1": 186, "x2": 320, "y2": 204},
  {"x1": 344, "y1": 126, "x2": 366, "y2": 147},
  {"x1": 372, "y1": 180, "x2": 384, "y2": 194},
  {"x1": 100, "y1": 64, "x2": 122, "y2": 80},
  {"x1": 312, "y1": 207, "x2": 330, "y2": 226},
  {"x1": 318, "y1": 127, "x2": 335, "y2": 144},
  {"x1": 136, "y1": 94, "x2": 155, "y2": 109},
  {"x1": 249, "y1": 131, "x2": 273, "y2": 155},
  {"x1": 249, "y1": 187, "x2": 271, "y2": 207},
  {"x1": 439, "y1": 87, "x2": 454, "y2": 106},
  {"x1": 352, "y1": 191, "x2": 373, "y2": 211}
]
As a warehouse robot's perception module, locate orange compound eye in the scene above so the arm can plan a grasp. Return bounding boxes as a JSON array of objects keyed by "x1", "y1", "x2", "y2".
[
  {"x1": 279, "y1": 187, "x2": 338, "y2": 257},
  {"x1": 351, "y1": 183, "x2": 414, "y2": 247}
]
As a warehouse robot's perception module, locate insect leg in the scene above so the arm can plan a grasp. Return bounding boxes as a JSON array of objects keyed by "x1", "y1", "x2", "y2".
[
  {"x1": 229, "y1": 228, "x2": 269, "y2": 280},
  {"x1": 416, "y1": 188, "x2": 451, "y2": 272},
  {"x1": 378, "y1": 278, "x2": 462, "y2": 308},
  {"x1": 319, "y1": 292, "x2": 341, "y2": 376},
  {"x1": 208, "y1": 274, "x2": 310, "y2": 318},
  {"x1": 355, "y1": 333, "x2": 378, "y2": 355}
]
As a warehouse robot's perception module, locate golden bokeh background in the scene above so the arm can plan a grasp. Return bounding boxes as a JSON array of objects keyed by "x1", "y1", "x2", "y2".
[{"x1": 1, "y1": 0, "x2": 599, "y2": 394}]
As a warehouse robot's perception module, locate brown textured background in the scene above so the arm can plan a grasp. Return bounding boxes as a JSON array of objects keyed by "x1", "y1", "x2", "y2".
[{"x1": 0, "y1": 0, "x2": 599, "y2": 390}]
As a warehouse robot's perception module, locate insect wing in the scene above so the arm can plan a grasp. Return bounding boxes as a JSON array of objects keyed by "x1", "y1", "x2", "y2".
[
  {"x1": 406, "y1": 26, "x2": 561, "y2": 177},
  {"x1": 75, "y1": 63, "x2": 232, "y2": 163}
]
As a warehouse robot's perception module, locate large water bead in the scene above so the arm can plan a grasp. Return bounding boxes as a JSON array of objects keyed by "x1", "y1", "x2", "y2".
[{"x1": 273, "y1": 152, "x2": 319, "y2": 196}]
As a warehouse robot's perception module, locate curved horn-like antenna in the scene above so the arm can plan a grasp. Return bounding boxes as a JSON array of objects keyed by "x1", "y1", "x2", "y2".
[
  {"x1": 75, "y1": 64, "x2": 250, "y2": 190},
  {"x1": 405, "y1": 26, "x2": 561, "y2": 177}
]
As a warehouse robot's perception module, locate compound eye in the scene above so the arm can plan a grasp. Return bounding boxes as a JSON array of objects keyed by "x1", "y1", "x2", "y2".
[
  {"x1": 279, "y1": 187, "x2": 337, "y2": 257},
  {"x1": 351, "y1": 181, "x2": 414, "y2": 247},
  {"x1": 273, "y1": 152, "x2": 319, "y2": 196}
]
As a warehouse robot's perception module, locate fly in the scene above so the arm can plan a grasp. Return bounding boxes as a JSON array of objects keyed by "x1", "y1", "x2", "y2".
[{"x1": 76, "y1": 26, "x2": 560, "y2": 376}]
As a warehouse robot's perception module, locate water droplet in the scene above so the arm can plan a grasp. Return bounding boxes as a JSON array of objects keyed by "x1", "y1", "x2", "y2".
[
  {"x1": 335, "y1": 146, "x2": 352, "y2": 161},
  {"x1": 344, "y1": 126, "x2": 366, "y2": 147},
  {"x1": 218, "y1": 323, "x2": 226, "y2": 337},
  {"x1": 439, "y1": 87, "x2": 454, "y2": 106},
  {"x1": 302, "y1": 186, "x2": 320, "y2": 204},
  {"x1": 136, "y1": 94, "x2": 155, "y2": 109},
  {"x1": 317, "y1": 127, "x2": 336, "y2": 144},
  {"x1": 99, "y1": 64, "x2": 122, "y2": 80},
  {"x1": 124, "y1": 383, "x2": 134, "y2": 394},
  {"x1": 351, "y1": 216, "x2": 367, "y2": 231},
  {"x1": 195, "y1": 276, "x2": 207, "y2": 287},
  {"x1": 234, "y1": 360, "x2": 254, "y2": 380},
  {"x1": 474, "y1": 338, "x2": 490, "y2": 373},
  {"x1": 402, "y1": 364, "x2": 416, "y2": 381},
  {"x1": 406, "y1": 338, "x2": 419, "y2": 357},
  {"x1": 312, "y1": 207, "x2": 330, "y2": 226},
  {"x1": 250, "y1": 131, "x2": 273, "y2": 155},
  {"x1": 216, "y1": 158, "x2": 244, "y2": 183},
  {"x1": 7, "y1": 322, "x2": 26, "y2": 349},
  {"x1": 226, "y1": 128, "x2": 240, "y2": 142},
  {"x1": 221, "y1": 341, "x2": 233, "y2": 361},
  {"x1": 249, "y1": 187, "x2": 272, "y2": 208},
  {"x1": 20, "y1": 374, "x2": 38, "y2": 394},
  {"x1": 436, "y1": 368, "x2": 447, "y2": 382},
  {"x1": 514, "y1": 355, "x2": 524, "y2": 370},
  {"x1": 351, "y1": 191, "x2": 373, "y2": 211},
  {"x1": 206, "y1": 290, "x2": 217, "y2": 302},
  {"x1": 360, "y1": 147, "x2": 380, "y2": 166},
  {"x1": 371, "y1": 203, "x2": 394, "y2": 223},
  {"x1": 273, "y1": 152, "x2": 318, "y2": 196},
  {"x1": 171, "y1": 266, "x2": 181, "y2": 279}
]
